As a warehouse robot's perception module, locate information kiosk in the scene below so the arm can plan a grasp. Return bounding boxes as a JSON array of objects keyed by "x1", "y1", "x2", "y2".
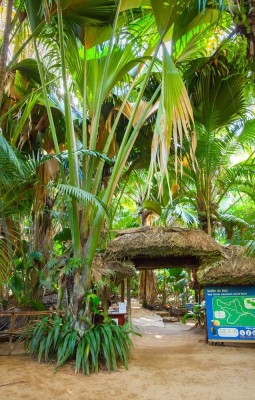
[{"x1": 205, "y1": 286, "x2": 255, "y2": 343}]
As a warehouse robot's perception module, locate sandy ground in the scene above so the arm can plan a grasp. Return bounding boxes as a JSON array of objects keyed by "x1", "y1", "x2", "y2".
[{"x1": 1, "y1": 301, "x2": 255, "y2": 400}]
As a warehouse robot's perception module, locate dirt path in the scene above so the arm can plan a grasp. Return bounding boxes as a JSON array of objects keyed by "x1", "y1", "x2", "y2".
[{"x1": 1, "y1": 302, "x2": 255, "y2": 400}]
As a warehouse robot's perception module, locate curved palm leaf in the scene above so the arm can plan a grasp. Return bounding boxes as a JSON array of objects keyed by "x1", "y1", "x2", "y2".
[
  {"x1": 237, "y1": 118, "x2": 255, "y2": 147},
  {"x1": 219, "y1": 213, "x2": 251, "y2": 229},
  {"x1": 56, "y1": 184, "x2": 108, "y2": 216},
  {"x1": 0, "y1": 134, "x2": 36, "y2": 188},
  {"x1": 245, "y1": 240, "x2": 255, "y2": 256},
  {"x1": 25, "y1": 0, "x2": 146, "y2": 46},
  {"x1": 25, "y1": 0, "x2": 117, "y2": 30}
]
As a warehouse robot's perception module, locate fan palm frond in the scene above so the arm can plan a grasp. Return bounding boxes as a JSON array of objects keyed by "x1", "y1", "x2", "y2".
[
  {"x1": 193, "y1": 70, "x2": 247, "y2": 132},
  {"x1": 64, "y1": 28, "x2": 148, "y2": 114},
  {"x1": 161, "y1": 202, "x2": 198, "y2": 227},
  {"x1": 150, "y1": 45, "x2": 193, "y2": 188}
]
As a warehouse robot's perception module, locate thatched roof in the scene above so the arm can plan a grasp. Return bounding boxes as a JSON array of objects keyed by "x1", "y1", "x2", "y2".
[
  {"x1": 105, "y1": 227, "x2": 223, "y2": 270},
  {"x1": 197, "y1": 246, "x2": 255, "y2": 286},
  {"x1": 48, "y1": 254, "x2": 136, "y2": 283},
  {"x1": 93, "y1": 255, "x2": 136, "y2": 283}
]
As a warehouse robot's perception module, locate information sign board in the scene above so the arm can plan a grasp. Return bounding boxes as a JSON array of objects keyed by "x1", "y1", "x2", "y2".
[{"x1": 205, "y1": 286, "x2": 255, "y2": 342}]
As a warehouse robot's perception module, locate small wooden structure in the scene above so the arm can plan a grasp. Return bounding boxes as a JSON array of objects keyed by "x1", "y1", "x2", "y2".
[
  {"x1": 105, "y1": 227, "x2": 224, "y2": 318},
  {"x1": 0, "y1": 309, "x2": 59, "y2": 355},
  {"x1": 93, "y1": 255, "x2": 136, "y2": 284}
]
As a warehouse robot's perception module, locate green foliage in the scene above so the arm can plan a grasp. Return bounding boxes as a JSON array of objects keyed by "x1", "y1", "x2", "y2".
[
  {"x1": 41, "y1": 256, "x2": 85, "y2": 293},
  {"x1": 56, "y1": 184, "x2": 108, "y2": 216},
  {"x1": 182, "y1": 304, "x2": 205, "y2": 325},
  {"x1": 7, "y1": 274, "x2": 24, "y2": 298},
  {"x1": 161, "y1": 202, "x2": 198, "y2": 227},
  {"x1": 1, "y1": 0, "x2": 254, "y2": 317},
  {"x1": 246, "y1": 240, "x2": 255, "y2": 256},
  {"x1": 156, "y1": 269, "x2": 190, "y2": 306},
  {"x1": 217, "y1": 195, "x2": 255, "y2": 248},
  {"x1": 142, "y1": 199, "x2": 162, "y2": 216},
  {"x1": 130, "y1": 274, "x2": 139, "y2": 298},
  {"x1": 0, "y1": 298, "x2": 9, "y2": 310},
  {"x1": 0, "y1": 135, "x2": 36, "y2": 192},
  {"x1": 53, "y1": 228, "x2": 72, "y2": 242},
  {"x1": 6, "y1": 250, "x2": 45, "y2": 304},
  {"x1": 24, "y1": 315, "x2": 136, "y2": 374},
  {"x1": 86, "y1": 293, "x2": 101, "y2": 314}
]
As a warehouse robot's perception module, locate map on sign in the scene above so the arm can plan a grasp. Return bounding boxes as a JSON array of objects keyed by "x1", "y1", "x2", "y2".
[
  {"x1": 205, "y1": 287, "x2": 255, "y2": 342},
  {"x1": 212, "y1": 297, "x2": 255, "y2": 326}
]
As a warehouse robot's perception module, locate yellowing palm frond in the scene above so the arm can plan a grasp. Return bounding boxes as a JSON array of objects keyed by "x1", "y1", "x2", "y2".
[
  {"x1": 107, "y1": 99, "x2": 159, "y2": 130},
  {"x1": 150, "y1": 45, "x2": 193, "y2": 192}
]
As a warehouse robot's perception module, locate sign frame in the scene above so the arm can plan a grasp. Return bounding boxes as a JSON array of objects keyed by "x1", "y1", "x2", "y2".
[{"x1": 205, "y1": 286, "x2": 255, "y2": 343}]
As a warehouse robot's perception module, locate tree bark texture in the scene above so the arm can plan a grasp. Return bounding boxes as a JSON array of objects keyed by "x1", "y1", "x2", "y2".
[
  {"x1": 0, "y1": 0, "x2": 14, "y2": 105},
  {"x1": 231, "y1": 0, "x2": 255, "y2": 64}
]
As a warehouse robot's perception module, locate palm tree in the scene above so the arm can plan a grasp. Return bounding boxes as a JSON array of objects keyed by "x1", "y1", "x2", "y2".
[
  {"x1": 25, "y1": 0, "x2": 202, "y2": 316},
  {"x1": 0, "y1": 135, "x2": 38, "y2": 294},
  {"x1": 0, "y1": 0, "x2": 231, "y2": 316},
  {"x1": 178, "y1": 59, "x2": 254, "y2": 235}
]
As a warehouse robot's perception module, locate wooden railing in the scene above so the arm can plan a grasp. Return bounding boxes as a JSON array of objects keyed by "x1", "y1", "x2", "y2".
[{"x1": 0, "y1": 309, "x2": 58, "y2": 355}]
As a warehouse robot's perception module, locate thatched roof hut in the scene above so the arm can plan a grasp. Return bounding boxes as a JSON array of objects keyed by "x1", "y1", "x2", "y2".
[
  {"x1": 197, "y1": 246, "x2": 255, "y2": 286},
  {"x1": 93, "y1": 255, "x2": 136, "y2": 284},
  {"x1": 49, "y1": 254, "x2": 136, "y2": 284},
  {"x1": 105, "y1": 227, "x2": 223, "y2": 270}
]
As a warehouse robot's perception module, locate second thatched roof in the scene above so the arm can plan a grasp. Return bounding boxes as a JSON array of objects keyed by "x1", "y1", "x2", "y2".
[
  {"x1": 93, "y1": 255, "x2": 136, "y2": 284},
  {"x1": 105, "y1": 227, "x2": 223, "y2": 269},
  {"x1": 197, "y1": 246, "x2": 255, "y2": 286}
]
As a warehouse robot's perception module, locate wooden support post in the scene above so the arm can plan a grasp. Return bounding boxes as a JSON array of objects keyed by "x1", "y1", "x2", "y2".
[
  {"x1": 204, "y1": 311, "x2": 208, "y2": 343},
  {"x1": 162, "y1": 270, "x2": 166, "y2": 306},
  {"x1": 120, "y1": 280, "x2": 125, "y2": 302},
  {"x1": 127, "y1": 278, "x2": 131, "y2": 323},
  {"x1": 102, "y1": 286, "x2": 108, "y2": 314},
  {"x1": 0, "y1": 284, "x2": 3, "y2": 299},
  {"x1": 9, "y1": 313, "x2": 14, "y2": 356}
]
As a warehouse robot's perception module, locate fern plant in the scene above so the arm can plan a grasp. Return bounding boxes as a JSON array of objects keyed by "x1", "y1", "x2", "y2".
[{"x1": 24, "y1": 315, "x2": 136, "y2": 375}]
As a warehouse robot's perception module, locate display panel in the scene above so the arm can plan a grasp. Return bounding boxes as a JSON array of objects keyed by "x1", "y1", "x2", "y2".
[{"x1": 205, "y1": 286, "x2": 255, "y2": 342}]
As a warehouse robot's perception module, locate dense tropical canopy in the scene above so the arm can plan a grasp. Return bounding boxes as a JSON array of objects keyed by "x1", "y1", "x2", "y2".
[{"x1": 0, "y1": 0, "x2": 254, "y2": 372}]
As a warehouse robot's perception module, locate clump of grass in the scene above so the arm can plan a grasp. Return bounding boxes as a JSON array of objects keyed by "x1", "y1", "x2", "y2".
[{"x1": 24, "y1": 315, "x2": 137, "y2": 374}]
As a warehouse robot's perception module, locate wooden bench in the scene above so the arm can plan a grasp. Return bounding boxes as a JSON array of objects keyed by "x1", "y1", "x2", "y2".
[{"x1": 0, "y1": 309, "x2": 58, "y2": 355}]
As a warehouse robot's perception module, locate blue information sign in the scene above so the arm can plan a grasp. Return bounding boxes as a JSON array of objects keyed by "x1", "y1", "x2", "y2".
[{"x1": 205, "y1": 286, "x2": 255, "y2": 342}]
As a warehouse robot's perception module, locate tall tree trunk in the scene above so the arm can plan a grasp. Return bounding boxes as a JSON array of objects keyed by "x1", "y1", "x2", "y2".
[
  {"x1": 138, "y1": 211, "x2": 157, "y2": 307},
  {"x1": 0, "y1": 0, "x2": 14, "y2": 105}
]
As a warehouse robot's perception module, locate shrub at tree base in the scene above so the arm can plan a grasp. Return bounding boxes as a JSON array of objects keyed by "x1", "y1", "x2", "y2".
[{"x1": 24, "y1": 315, "x2": 135, "y2": 374}]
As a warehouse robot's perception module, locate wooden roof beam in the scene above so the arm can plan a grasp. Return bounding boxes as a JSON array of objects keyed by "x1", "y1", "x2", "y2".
[{"x1": 132, "y1": 255, "x2": 201, "y2": 270}]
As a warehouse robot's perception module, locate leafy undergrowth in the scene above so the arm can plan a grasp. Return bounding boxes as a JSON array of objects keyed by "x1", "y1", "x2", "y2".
[{"x1": 24, "y1": 315, "x2": 137, "y2": 374}]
